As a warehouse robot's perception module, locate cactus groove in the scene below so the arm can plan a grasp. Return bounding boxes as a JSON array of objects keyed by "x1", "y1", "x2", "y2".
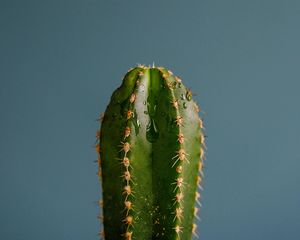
[{"x1": 95, "y1": 64, "x2": 206, "y2": 240}]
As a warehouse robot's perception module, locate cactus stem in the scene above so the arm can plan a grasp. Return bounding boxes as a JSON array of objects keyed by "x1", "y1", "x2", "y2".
[{"x1": 99, "y1": 66, "x2": 205, "y2": 239}]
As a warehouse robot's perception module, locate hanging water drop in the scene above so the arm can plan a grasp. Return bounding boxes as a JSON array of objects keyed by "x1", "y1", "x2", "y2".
[
  {"x1": 146, "y1": 118, "x2": 159, "y2": 143},
  {"x1": 186, "y1": 90, "x2": 193, "y2": 101}
]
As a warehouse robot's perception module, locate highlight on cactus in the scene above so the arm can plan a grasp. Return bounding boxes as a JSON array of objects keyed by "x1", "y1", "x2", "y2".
[{"x1": 95, "y1": 64, "x2": 206, "y2": 240}]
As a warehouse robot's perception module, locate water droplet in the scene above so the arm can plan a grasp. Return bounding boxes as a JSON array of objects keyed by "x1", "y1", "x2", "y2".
[
  {"x1": 132, "y1": 110, "x2": 140, "y2": 135},
  {"x1": 139, "y1": 84, "x2": 145, "y2": 92},
  {"x1": 180, "y1": 94, "x2": 185, "y2": 100},
  {"x1": 148, "y1": 104, "x2": 157, "y2": 117},
  {"x1": 146, "y1": 118, "x2": 159, "y2": 143},
  {"x1": 143, "y1": 101, "x2": 146, "y2": 105},
  {"x1": 112, "y1": 113, "x2": 117, "y2": 120},
  {"x1": 186, "y1": 90, "x2": 192, "y2": 101},
  {"x1": 183, "y1": 102, "x2": 187, "y2": 109}
]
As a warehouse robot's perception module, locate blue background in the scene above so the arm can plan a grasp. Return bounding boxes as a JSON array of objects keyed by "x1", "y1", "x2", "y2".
[{"x1": 1, "y1": 0, "x2": 300, "y2": 239}]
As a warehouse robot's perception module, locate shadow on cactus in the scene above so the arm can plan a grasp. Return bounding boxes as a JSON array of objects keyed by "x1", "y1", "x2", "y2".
[{"x1": 95, "y1": 64, "x2": 206, "y2": 240}]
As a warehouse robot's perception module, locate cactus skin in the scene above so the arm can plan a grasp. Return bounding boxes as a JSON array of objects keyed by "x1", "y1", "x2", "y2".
[{"x1": 96, "y1": 65, "x2": 205, "y2": 240}]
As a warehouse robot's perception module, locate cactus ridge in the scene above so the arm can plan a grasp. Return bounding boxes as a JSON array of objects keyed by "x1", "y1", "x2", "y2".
[{"x1": 96, "y1": 64, "x2": 206, "y2": 240}]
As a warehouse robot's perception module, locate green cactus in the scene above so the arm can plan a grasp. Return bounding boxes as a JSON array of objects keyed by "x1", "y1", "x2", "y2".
[{"x1": 95, "y1": 64, "x2": 205, "y2": 240}]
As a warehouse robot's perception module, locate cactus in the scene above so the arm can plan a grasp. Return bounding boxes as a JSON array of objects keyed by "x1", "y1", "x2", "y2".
[{"x1": 95, "y1": 64, "x2": 206, "y2": 240}]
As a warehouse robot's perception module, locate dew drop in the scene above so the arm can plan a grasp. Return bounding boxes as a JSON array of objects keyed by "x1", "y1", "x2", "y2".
[
  {"x1": 132, "y1": 110, "x2": 140, "y2": 135},
  {"x1": 146, "y1": 118, "x2": 159, "y2": 143},
  {"x1": 183, "y1": 102, "x2": 187, "y2": 109},
  {"x1": 186, "y1": 90, "x2": 192, "y2": 101},
  {"x1": 112, "y1": 113, "x2": 117, "y2": 120},
  {"x1": 139, "y1": 84, "x2": 145, "y2": 92}
]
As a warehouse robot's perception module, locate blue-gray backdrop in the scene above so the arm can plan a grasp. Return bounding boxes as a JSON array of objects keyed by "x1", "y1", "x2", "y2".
[{"x1": 1, "y1": 0, "x2": 299, "y2": 239}]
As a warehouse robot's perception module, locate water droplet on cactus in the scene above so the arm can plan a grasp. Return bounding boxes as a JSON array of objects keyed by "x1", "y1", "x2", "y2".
[
  {"x1": 143, "y1": 101, "x2": 146, "y2": 105},
  {"x1": 112, "y1": 113, "x2": 117, "y2": 120},
  {"x1": 186, "y1": 90, "x2": 192, "y2": 101},
  {"x1": 183, "y1": 102, "x2": 187, "y2": 109},
  {"x1": 148, "y1": 104, "x2": 157, "y2": 117},
  {"x1": 146, "y1": 118, "x2": 159, "y2": 143},
  {"x1": 132, "y1": 110, "x2": 140, "y2": 135},
  {"x1": 140, "y1": 84, "x2": 145, "y2": 92},
  {"x1": 180, "y1": 94, "x2": 185, "y2": 100}
]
